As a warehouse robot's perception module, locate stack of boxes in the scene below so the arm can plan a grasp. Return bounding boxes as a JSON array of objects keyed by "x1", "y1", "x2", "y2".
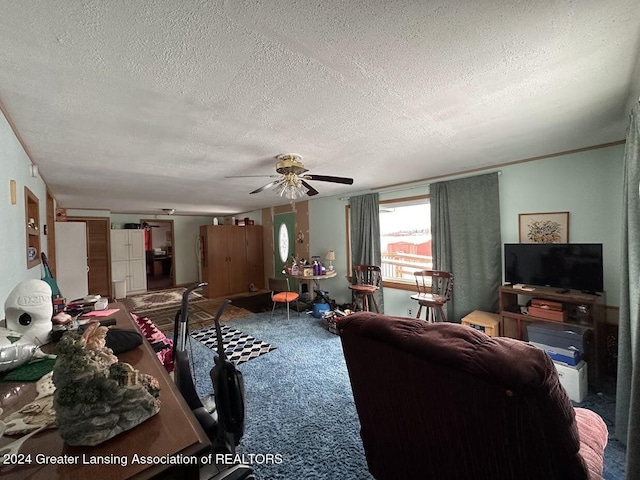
[{"x1": 527, "y1": 322, "x2": 592, "y2": 403}]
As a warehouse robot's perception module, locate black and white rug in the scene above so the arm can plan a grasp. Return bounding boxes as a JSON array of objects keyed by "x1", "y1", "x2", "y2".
[{"x1": 190, "y1": 324, "x2": 276, "y2": 365}]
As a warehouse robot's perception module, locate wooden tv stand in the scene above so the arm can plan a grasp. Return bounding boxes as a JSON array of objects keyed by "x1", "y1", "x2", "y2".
[{"x1": 499, "y1": 285, "x2": 605, "y2": 390}]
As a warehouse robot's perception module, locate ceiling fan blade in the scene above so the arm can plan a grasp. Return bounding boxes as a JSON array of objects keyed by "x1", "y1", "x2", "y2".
[
  {"x1": 250, "y1": 179, "x2": 282, "y2": 194},
  {"x1": 300, "y1": 180, "x2": 319, "y2": 196},
  {"x1": 303, "y1": 174, "x2": 354, "y2": 185}
]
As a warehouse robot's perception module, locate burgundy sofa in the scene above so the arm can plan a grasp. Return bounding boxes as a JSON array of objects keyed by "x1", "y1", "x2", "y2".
[{"x1": 339, "y1": 312, "x2": 608, "y2": 480}]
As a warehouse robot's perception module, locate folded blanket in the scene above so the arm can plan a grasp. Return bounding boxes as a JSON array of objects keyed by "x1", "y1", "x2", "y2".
[{"x1": 131, "y1": 313, "x2": 174, "y2": 372}]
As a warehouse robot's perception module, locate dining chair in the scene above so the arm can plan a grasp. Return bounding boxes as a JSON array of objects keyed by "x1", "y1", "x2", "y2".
[
  {"x1": 410, "y1": 270, "x2": 453, "y2": 322},
  {"x1": 269, "y1": 277, "x2": 300, "y2": 321},
  {"x1": 349, "y1": 265, "x2": 382, "y2": 312}
]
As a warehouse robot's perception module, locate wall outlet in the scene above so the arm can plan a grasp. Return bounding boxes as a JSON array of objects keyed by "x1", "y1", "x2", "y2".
[{"x1": 407, "y1": 308, "x2": 413, "y2": 317}]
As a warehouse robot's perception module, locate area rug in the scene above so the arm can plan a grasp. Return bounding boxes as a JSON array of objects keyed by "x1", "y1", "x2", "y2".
[
  {"x1": 122, "y1": 287, "x2": 205, "y2": 313},
  {"x1": 136, "y1": 303, "x2": 215, "y2": 335},
  {"x1": 190, "y1": 324, "x2": 276, "y2": 366},
  {"x1": 188, "y1": 311, "x2": 625, "y2": 480}
]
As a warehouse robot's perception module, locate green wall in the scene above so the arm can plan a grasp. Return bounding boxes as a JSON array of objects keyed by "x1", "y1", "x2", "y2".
[{"x1": 308, "y1": 144, "x2": 625, "y2": 317}]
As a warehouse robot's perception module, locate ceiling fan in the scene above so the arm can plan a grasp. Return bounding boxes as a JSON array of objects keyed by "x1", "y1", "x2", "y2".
[{"x1": 226, "y1": 154, "x2": 354, "y2": 200}]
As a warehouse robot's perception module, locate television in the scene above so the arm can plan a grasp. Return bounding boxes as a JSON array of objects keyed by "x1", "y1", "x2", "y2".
[{"x1": 504, "y1": 243, "x2": 604, "y2": 293}]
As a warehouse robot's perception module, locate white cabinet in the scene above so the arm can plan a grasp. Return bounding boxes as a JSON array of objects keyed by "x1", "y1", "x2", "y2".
[{"x1": 111, "y1": 230, "x2": 147, "y2": 295}]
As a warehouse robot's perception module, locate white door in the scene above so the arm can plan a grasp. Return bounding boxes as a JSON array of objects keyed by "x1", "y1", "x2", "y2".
[{"x1": 55, "y1": 222, "x2": 89, "y2": 302}]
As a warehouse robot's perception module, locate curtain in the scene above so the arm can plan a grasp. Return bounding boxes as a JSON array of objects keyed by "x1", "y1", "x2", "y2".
[
  {"x1": 349, "y1": 193, "x2": 384, "y2": 312},
  {"x1": 430, "y1": 172, "x2": 502, "y2": 322},
  {"x1": 615, "y1": 99, "x2": 640, "y2": 480}
]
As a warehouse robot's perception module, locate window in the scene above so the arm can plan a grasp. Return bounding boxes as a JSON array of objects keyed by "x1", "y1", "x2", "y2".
[
  {"x1": 380, "y1": 195, "x2": 431, "y2": 289},
  {"x1": 345, "y1": 194, "x2": 431, "y2": 291}
]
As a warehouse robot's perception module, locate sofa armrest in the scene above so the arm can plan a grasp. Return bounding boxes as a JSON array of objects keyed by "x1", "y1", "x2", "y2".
[{"x1": 574, "y1": 407, "x2": 608, "y2": 479}]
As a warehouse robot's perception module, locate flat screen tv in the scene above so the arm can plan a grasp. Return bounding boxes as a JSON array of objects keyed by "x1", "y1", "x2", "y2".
[{"x1": 504, "y1": 243, "x2": 604, "y2": 293}]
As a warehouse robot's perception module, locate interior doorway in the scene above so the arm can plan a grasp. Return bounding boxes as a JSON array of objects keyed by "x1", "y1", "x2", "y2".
[
  {"x1": 141, "y1": 219, "x2": 175, "y2": 290},
  {"x1": 60, "y1": 217, "x2": 111, "y2": 298}
]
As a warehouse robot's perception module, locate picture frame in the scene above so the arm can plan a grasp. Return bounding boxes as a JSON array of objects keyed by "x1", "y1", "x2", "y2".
[{"x1": 519, "y1": 211, "x2": 569, "y2": 243}]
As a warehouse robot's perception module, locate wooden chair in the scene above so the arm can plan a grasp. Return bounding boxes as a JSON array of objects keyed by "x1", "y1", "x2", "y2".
[
  {"x1": 410, "y1": 270, "x2": 453, "y2": 322},
  {"x1": 349, "y1": 265, "x2": 382, "y2": 312},
  {"x1": 269, "y1": 277, "x2": 300, "y2": 321}
]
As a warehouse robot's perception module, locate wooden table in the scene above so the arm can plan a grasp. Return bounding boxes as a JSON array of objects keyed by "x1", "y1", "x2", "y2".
[{"x1": 0, "y1": 303, "x2": 210, "y2": 480}]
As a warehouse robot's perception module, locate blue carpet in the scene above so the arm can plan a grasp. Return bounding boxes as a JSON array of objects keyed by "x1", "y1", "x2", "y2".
[{"x1": 186, "y1": 312, "x2": 625, "y2": 479}]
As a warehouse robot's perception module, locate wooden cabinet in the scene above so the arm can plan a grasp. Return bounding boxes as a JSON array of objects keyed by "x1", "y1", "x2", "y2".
[
  {"x1": 25, "y1": 187, "x2": 41, "y2": 269},
  {"x1": 245, "y1": 225, "x2": 264, "y2": 291},
  {"x1": 111, "y1": 230, "x2": 147, "y2": 295},
  {"x1": 499, "y1": 285, "x2": 605, "y2": 388},
  {"x1": 200, "y1": 225, "x2": 264, "y2": 298}
]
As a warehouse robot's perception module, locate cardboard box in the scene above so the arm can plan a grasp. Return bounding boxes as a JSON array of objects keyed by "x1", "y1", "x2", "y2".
[
  {"x1": 531, "y1": 298, "x2": 563, "y2": 310},
  {"x1": 461, "y1": 310, "x2": 500, "y2": 337},
  {"x1": 554, "y1": 360, "x2": 588, "y2": 403},
  {"x1": 528, "y1": 305, "x2": 568, "y2": 322}
]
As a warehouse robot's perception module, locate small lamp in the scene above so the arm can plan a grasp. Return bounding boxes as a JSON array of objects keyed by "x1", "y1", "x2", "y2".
[{"x1": 325, "y1": 250, "x2": 336, "y2": 271}]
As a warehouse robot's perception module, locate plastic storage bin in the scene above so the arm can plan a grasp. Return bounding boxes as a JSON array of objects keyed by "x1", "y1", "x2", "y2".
[{"x1": 554, "y1": 360, "x2": 588, "y2": 403}]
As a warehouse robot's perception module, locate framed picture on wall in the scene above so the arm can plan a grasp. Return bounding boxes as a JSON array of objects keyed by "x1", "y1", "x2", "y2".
[{"x1": 519, "y1": 211, "x2": 569, "y2": 243}]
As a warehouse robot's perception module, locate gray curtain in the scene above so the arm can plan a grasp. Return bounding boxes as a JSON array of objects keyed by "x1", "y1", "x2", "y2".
[
  {"x1": 615, "y1": 99, "x2": 640, "y2": 480},
  {"x1": 430, "y1": 172, "x2": 502, "y2": 322},
  {"x1": 349, "y1": 193, "x2": 384, "y2": 312}
]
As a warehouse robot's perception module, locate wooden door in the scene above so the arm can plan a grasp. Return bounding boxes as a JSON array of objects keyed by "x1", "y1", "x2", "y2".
[
  {"x1": 84, "y1": 219, "x2": 110, "y2": 297},
  {"x1": 228, "y1": 227, "x2": 248, "y2": 295},
  {"x1": 246, "y1": 225, "x2": 264, "y2": 290},
  {"x1": 209, "y1": 226, "x2": 232, "y2": 298},
  {"x1": 65, "y1": 217, "x2": 111, "y2": 298},
  {"x1": 46, "y1": 190, "x2": 56, "y2": 276},
  {"x1": 199, "y1": 226, "x2": 211, "y2": 296}
]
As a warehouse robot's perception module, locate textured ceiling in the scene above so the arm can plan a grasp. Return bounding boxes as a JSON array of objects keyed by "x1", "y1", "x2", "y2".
[{"x1": 1, "y1": 0, "x2": 639, "y2": 215}]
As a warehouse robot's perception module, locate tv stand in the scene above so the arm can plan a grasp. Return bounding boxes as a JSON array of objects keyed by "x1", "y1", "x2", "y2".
[{"x1": 499, "y1": 285, "x2": 605, "y2": 390}]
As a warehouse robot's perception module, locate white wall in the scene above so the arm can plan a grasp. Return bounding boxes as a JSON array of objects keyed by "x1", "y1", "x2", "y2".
[{"x1": 0, "y1": 111, "x2": 48, "y2": 305}]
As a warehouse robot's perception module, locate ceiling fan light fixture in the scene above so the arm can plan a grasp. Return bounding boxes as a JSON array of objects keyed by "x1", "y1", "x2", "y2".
[{"x1": 274, "y1": 175, "x2": 306, "y2": 201}]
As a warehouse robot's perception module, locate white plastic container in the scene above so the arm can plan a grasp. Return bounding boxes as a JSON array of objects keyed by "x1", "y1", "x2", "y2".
[
  {"x1": 554, "y1": 360, "x2": 588, "y2": 403},
  {"x1": 113, "y1": 279, "x2": 127, "y2": 300}
]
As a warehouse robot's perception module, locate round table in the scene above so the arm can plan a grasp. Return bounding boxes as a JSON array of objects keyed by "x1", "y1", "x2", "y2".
[{"x1": 286, "y1": 269, "x2": 337, "y2": 291}]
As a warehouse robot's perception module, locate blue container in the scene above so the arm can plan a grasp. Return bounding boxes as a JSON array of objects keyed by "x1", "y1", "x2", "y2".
[{"x1": 313, "y1": 303, "x2": 330, "y2": 318}]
